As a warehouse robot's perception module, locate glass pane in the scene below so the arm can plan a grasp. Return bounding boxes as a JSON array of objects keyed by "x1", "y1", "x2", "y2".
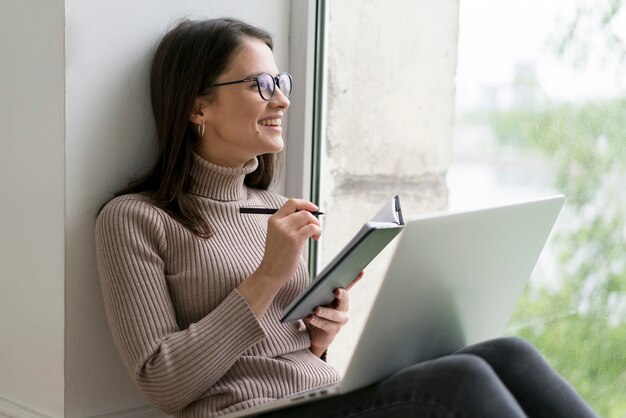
[
  {"x1": 319, "y1": 0, "x2": 625, "y2": 414},
  {"x1": 451, "y1": 1, "x2": 626, "y2": 416}
]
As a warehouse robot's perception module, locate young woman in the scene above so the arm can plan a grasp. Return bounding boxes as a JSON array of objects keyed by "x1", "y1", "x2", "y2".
[{"x1": 95, "y1": 18, "x2": 598, "y2": 418}]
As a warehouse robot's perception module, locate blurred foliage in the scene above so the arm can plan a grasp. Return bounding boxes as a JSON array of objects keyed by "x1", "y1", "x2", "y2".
[
  {"x1": 492, "y1": 99, "x2": 626, "y2": 206},
  {"x1": 457, "y1": 0, "x2": 626, "y2": 415},
  {"x1": 551, "y1": 0, "x2": 626, "y2": 69},
  {"x1": 492, "y1": 100, "x2": 626, "y2": 416}
]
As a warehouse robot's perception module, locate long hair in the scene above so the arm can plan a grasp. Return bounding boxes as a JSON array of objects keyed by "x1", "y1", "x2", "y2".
[{"x1": 111, "y1": 18, "x2": 276, "y2": 237}]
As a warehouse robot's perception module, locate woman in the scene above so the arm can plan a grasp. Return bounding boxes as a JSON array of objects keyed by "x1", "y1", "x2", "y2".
[{"x1": 95, "y1": 18, "x2": 598, "y2": 418}]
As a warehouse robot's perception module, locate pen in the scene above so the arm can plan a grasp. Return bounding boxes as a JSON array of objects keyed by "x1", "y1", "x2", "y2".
[{"x1": 239, "y1": 208, "x2": 324, "y2": 216}]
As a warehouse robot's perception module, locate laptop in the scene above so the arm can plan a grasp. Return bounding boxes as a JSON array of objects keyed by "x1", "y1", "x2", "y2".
[{"x1": 224, "y1": 195, "x2": 565, "y2": 417}]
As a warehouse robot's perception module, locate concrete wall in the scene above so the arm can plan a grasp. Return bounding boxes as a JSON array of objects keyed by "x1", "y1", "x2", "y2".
[{"x1": 320, "y1": 0, "x2": 460, "y2": 373}]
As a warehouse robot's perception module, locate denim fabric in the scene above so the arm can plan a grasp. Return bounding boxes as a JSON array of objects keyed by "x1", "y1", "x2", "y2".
[{"x1": 260, "y1": 337, "x2": 598, "y2": 418}]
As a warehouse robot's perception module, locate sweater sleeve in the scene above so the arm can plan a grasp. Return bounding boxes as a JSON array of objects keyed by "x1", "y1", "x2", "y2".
[{"x1": 95, "y1": 196, "x2": 266, "y2": 414}]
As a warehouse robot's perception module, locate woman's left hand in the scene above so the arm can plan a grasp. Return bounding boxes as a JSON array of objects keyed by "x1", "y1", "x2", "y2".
[{"x1": 305, "y1": 272, "x2": 364, "y2": 358}]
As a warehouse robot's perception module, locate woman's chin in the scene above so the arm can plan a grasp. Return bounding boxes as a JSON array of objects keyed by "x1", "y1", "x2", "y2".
[{"x1": 264, "y1": 136, "x2": 285, "y2": 153}]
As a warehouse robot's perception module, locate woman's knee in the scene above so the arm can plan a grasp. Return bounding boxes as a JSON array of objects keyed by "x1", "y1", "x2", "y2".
[
  {"x1": 442, "y1": 354, "x2": 500, "y2": 385},
  {"x1": 458, "y1": 336, "x2": 551, "y2": 381},
  {"x1": 462, "y1": 336, "x2": 539, "y2": 360},
  {"x1": 384, "y1": 353, "x2": 498, "y2": 390},
  {"x1": 492, "y1": 336, "x2": 538, "y2": 354},
  {"x1": 379, "y1": 354, "x2": 523, "y2": 416}
]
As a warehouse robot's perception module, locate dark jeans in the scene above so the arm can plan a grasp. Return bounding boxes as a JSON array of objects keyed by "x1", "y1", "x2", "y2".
[{"x1": 261, "y1": 337, "x2": 598, "y2": 418}]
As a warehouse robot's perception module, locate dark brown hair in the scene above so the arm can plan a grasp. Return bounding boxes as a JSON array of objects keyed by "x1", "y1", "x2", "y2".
[{"x1": 111, "y1": 18, "x2": 276, "y2": 237}]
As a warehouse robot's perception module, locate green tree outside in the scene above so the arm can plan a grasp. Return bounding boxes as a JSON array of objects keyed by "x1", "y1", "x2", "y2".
[
  {"x1": 462, "y1": 2, "x2": 626, "y2": 414},
  {"x1": 493, "y1": 100, "x2": 626, "y2": 417}
]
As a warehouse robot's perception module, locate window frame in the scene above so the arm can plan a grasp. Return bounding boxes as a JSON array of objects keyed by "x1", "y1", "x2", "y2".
[{"x1": 285, "y1": 0, "x2": 327, "y2": 278}]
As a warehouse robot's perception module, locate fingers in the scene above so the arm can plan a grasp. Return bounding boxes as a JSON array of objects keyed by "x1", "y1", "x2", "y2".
[
  {"x1": 305, "y1": 295, "x2": 350, "y2": 349},
  {"x1": 268, "y1": 211, "x2": 321, "y2": 241},
  {"x1": 284, "y1": 209, "x2": 321, "y2": 229},
  {"x1": 345, "y1": 271, "x2": 365, "y2": 291},
  {"x1": 305, "y1": 316, "x2": 341, "y2": 335},
  {"x1": 298, "y1": 223, "x2": 322, "y2": 241},
  {"x1": 305, "y1": 306, "x2": 349, "y2": 332},
  {"x1": 269, "y1": 203, "x2": 322, "y2": 242},
  {"x1": 258, "y1": 199, "x2": 322, "y2": 284},
  {"x1": 275, "y1": 198, "x2": 319, "y2": 217},
  {"x1": 332, "y1": 288, "x2": 349, "y2": 311},
  {"x1": 305, "y1": 288, "x2": 350, "y2": 330}
]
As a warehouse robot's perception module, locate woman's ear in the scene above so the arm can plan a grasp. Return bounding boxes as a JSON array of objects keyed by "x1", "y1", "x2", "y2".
[{"x1": 189, "y1": 97, "x2": 208, "y2": 125}]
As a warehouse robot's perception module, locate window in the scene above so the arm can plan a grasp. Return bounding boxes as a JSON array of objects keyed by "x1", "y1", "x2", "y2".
[
  {"x1": 314, "y1": 0, "x2": 626, "y2": 414},
  {"x1": 452, "y1": 1, "x2": 626, "y2": 415},
  {"x1": 314, "y1": 0, "x2": 458, "y2": 373}
]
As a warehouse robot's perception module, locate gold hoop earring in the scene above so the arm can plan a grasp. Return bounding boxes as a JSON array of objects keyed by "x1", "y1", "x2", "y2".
[{"x1": 197, "y1": 123, "x2": 205, "y2": 137}]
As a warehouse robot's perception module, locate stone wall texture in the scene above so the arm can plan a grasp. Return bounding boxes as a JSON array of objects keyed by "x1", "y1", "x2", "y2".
[{"x1": 320, "y1": 0, "x2": 460, "y2": 374}]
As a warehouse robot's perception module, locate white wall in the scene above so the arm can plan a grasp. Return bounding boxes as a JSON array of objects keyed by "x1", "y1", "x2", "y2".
[
  {"x1": 0, "y1": 1, "x2": 66, "y2": 417},
  {"x1": 1, "y1": 1, "x2": 293, "y2": 417},
  {"x1": 64, "y1": 1, "x2": 291, "y2": 417}
]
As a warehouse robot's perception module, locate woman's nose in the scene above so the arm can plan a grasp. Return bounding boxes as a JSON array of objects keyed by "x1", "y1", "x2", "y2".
[{"x1": 270, "y1": 86, "x2": 290, "y2": 109}]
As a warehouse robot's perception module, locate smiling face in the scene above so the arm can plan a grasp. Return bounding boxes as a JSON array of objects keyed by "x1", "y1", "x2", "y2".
[{"x1": 191, "y1": 37, "x2": 290, "y2": 167}]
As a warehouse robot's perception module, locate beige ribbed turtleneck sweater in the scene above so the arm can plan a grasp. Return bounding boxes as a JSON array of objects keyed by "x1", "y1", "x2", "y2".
[{"x1": 95, "y1": 153, "x2": 339, "y2": 417}]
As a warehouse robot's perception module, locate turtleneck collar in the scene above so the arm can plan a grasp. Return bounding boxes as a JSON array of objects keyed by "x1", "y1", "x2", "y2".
[{"x1": 188, "y1": 152, "x2": 258, "y2": 201}]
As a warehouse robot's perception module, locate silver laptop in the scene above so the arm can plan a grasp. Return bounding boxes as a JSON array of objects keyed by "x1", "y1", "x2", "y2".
[{"x1": 224, "y1": 195, "x2": 565, "y2": 417}]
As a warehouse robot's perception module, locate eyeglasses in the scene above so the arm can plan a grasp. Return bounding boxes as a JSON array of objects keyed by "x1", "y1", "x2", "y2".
[{"x1": 209, "y1": 72, "x2": 292, "y2": 101}]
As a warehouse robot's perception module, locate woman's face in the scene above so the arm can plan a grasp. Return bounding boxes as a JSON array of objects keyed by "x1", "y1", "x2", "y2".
[{"x1": 194, "y1": 37, "x2": 290, "y2": 167}]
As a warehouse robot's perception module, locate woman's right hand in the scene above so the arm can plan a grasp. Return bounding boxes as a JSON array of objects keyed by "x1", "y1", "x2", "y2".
[
  {"x1": 238, "y1": 199, "x2": 322, "y2": 318},
  {"x1": 257, "y1": 199, "x2": 322, "y2": 285}
]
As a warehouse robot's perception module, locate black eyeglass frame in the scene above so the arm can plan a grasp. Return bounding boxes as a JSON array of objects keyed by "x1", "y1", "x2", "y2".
[{"x1": 209, "y1": 72, "x2": 293, "y2": 101}]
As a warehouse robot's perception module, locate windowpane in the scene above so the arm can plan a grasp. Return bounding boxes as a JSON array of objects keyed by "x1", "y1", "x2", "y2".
[
  {"x1": 451, "y1": 1, "x2": 626, "y2": 415},
  {"x1": 318, "y1": 0, "x2": 626, "y2": 414}
]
